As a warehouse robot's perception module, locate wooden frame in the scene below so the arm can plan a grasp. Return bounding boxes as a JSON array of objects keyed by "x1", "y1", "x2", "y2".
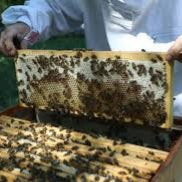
[{"x1": 16, "y1": 50, "x2": 174, "y2": 128}]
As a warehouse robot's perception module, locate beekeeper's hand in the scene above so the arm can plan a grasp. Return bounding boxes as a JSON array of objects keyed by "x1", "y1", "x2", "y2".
[
  {"x1": 167, "y1": 35, "x2": 182, "y2": 62},
  {"x1": 0, "y1": 22, "x2": 30, "y2": 57}
]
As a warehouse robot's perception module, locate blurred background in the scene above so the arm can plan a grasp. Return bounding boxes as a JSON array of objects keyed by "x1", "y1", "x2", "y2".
[{"x1": 0, "y1": 0, "x2": 85, "y2": 111}]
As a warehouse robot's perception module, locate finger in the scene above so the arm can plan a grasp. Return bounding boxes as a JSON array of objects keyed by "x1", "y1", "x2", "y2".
[
  {"x1": 178, "y1": 53, "x2": 182, "y2": 62},
  {"x1": 3, "y1": 37, "x2": 17, "y2": 56},
  {"x1": 167, "y1": 46, "x2": 182, "y2": 62},
  {"x1": 167, "y1": 46, "x2": 180, "y2": 61},
  {"x1": 16, "y1": 33, "x2": 29, "y2": 49},
  {"x1": 0, "y1": 30, "x2": 17, "y2": 56},
  {"x1": 20, "y1": 39, "x2": 28, "y2": 49},
  {"x1": 0, "y1": 32, "x2": 7, "y2": 55},
  {"x1": 167, "y1": 36, "x2": 182, "y2": 61},
  {"x1": 0, "y1": 38, "x2": 9, "y2": 56},
  {"x1": 0, "y1": 31, "x2": 5, "y2": 39}
]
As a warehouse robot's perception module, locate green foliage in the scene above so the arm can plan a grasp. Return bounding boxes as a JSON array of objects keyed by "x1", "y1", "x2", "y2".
[
  {"x1": 0, "y1": 57, "x2": 18, "y2": 111},
  {"x1": 0, "y1": 0, "x2": 24, "y2": 14},
  {"x1": 0, "y1": 0, "x2": 24, "y2": 111}
]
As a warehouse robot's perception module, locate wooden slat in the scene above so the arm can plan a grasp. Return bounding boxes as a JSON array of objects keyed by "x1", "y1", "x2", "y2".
[
  {"x1": 165, "y1": 58, "x2": 173, "y2": 129},
  {"x1": 0, "y1": 171, "x2": 25, "y2": 182},
  {"x1": 18, "y1": 50, "x2": 166, "y2": 61},
  {"x1": 0, "y1": 115, "x2": 169, "y2": 162},
  {"x1": 76, "y1": 173, "x2": 116, "y2": 182}
]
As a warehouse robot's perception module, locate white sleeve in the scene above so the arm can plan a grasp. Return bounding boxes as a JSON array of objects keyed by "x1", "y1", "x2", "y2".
[{"x1": 1, "y1": 0, "x2": 83, "y2": 41}]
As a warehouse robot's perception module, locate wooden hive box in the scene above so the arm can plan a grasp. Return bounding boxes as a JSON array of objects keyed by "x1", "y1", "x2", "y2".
[
  {"x1": 0, "y1": 51, "x2": 181, "y2": 182},
  {"x1": 0, "y1": 106, "x2": 182, "y2": 182}
]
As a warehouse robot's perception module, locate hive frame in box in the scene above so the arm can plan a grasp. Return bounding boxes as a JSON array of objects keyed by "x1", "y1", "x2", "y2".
[
  {"x1": 0, "y1": 105, "x2": 182, "y2": 182},
  {"x1": 16, "y1": 50, "x2": 174, "y2": 128}
]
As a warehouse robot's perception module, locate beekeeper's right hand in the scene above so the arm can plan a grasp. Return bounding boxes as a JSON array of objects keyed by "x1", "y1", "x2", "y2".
[{"x1": 0, "y1": 22, "x2": 30, "y2": 57}]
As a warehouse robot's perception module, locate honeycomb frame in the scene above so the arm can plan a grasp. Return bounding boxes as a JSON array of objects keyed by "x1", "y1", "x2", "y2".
[{"x1": 15, "y1": 50, "x2": 173, "y2": 128}]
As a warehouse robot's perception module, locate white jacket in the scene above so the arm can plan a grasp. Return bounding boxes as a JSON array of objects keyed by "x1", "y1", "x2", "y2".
[{"x1": 2, "y1": 0, "x2": 182, "y2": 116}]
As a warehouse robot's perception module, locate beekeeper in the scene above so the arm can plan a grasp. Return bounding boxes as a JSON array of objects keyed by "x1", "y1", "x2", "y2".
[{"x1": 1, "y1": 0, "x2": 182, "y2": 116}]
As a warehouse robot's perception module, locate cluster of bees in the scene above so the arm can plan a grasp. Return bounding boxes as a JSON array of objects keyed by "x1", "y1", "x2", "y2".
[
  {"x1": 0, "y1": 116, "x2": 167, "y2": 182},
  {"x1": 16, "y1": 51, "x2": 168, "y2": 126}
]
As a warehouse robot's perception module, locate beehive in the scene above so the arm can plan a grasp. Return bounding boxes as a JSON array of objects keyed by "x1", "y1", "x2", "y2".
[
  {"x1": 15, "y1": 50, "x2": 173, "y2": 128},
  {"x1": 0, "y1": 114, "x2": 169, "y2": 182}
]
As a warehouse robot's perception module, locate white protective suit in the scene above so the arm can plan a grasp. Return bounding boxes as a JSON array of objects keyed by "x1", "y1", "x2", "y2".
[{"x1": 1, "y1": 0, "x2": 182, "y2": 116}]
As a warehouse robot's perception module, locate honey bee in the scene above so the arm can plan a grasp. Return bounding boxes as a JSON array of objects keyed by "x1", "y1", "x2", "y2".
[
  {"x1": 151, "y1": 58, "x2": 157, "y2": 63},
  {"x1": 77, "y1": 72, "x2": 86, "y2": 81},
  {"x1": 130, "y1": 80, "x2": 137, "y2": 85},
  {"x1": 49, "y1": 55, "x2": 55, "y2": 60},
  {"x1": 156, "y1": 70, "x2": 163, "y2": 75},
  {"x1": 94, "y1": 176, "x2": 100, "y2": 181},
  {"x1": 161, "y1": 82, "x2": 168, "y2": 92},
  {"x1": 115, "y1": 55, "x2": 121, "y2": 59},
  {"x1": 75, "y1": 59, "x2": 81, "y2": 67},
  {"x1": 141, "y1": 49, "x2": 146, "y2": 52},
  {"x1": 156, "y1": 54, "x2": 163, "y2": 61},
  {"x1": 91, "y1": 54, "x2": 97, "y2": 60},
  {"x1": 38, "y1": 67, "x2": 42, "y2": 74},
  {"x1": 27, "y1": 85, "x2": 31, "y2": 90},
  {"x1": 74, "y1": 51, "x2": 83, "y2": 59},
  {"x1": 32, "y1": 59, "x2": 38, "y2": 65},
  {"x1": 17, "y1": 80, "x2": 24, "y2": 86},
  {"x1": 113, "y1": 140, "x2": 118, "y2": 146},
  {"x1": 83, "y1": 57, "x2": 89, "y2": 62},
  {"x1": 20, "y1": 88, "x2": 27, "y2": 100},
  {"x1": 82, "y1": 135, "x2": 87, "y2": 140},
  {"x1": 58, "y1": 55, "x2": 63, "y2": 61},
  {"x1": 70, "y1": 58, "x2": 75, "y2": 68},
  {"x1": 17, "y1": 69, "x2": 23, "y2": 73},
  {"x1": 146, "y1": 90, "x2": 155, "y2": 98},
  {"x1": 63, "y1": 69, "x2": 68, "y2": 75},
  {"x1": 118, "y1": 171, "x2": 127, "y2": 175},
  {"x1": 32, "y1": 74, "x2": 37, "y2": 81},
  {"x1": 71, "y1": 146, "x2": 79, "y2": 151},
  {"x1": 11, "y1": 119, "x2": 15, "y2": 123},
  {"x1": 85, "y1": 139, "x2": 91, "y2": 146},
  {"x1": 128, "y1": 70, "x2": 134, "y2": 77},
  {"x1": 156, "y1": 70, "x2": 163, "y2": 81},
  {"x1": 113, "y1": 158, "x2": 119, "y2": 166},
  {"x1": 137, "y1": 64, "x2": 147, "y2": 76},
  {"x1": 62, "y1": 54, "x2": 68, "y2": 58},
  {"x1": 148, "y1": 151, "x2": 155, "y2": 155},
  {"x1": 19, "y1": 57, "x2": 26, "y2": 62},
  {"x1": 121, "y1": 149, "x2": 129, "y2": 156},
  {"x1": 132, "y1": 63, "x2": 137, "y2": 71},
  {"x1": 27, "y1": 65, "x2": 32, "y2": 71},
  {"x1": 109, "y1": 67, "x2": 115, "y2": 75},
  {"x1": 150, "y1": 74, "x2": 159, "y2": 86},
  {"x1": 109, "y1": 151, "x2": 116, "y2": 157},
  {"x1": 149, "y1": 67, "x2": 154, "y2": 75},
  {"x1": 88, "y1": 147, "x2": 95, "y2": 152}
]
